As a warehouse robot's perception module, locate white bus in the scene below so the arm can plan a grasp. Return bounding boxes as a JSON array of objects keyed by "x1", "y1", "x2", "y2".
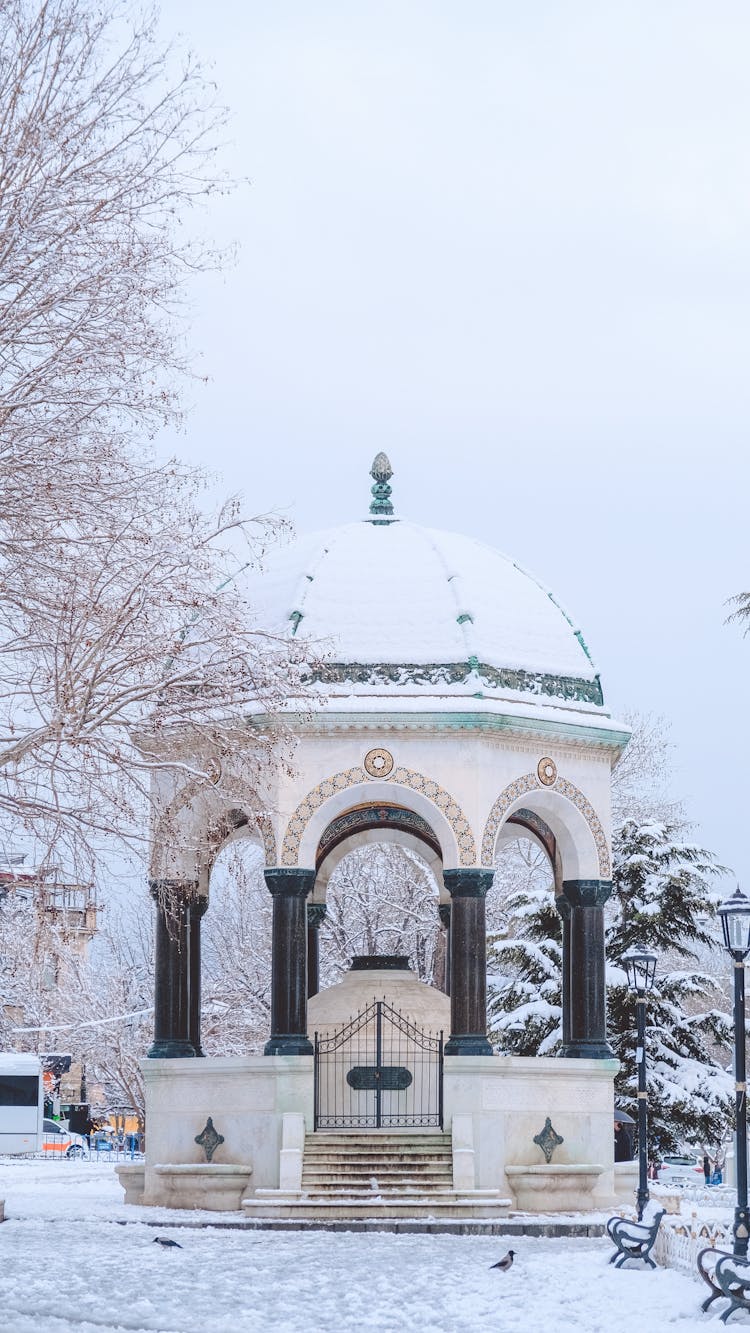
[{"x1": 0, "y1": 1053, "x2": 43, "y2": 1154}]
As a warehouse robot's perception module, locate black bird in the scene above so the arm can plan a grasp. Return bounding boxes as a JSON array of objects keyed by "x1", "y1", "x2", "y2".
[
  {"x1": 490, "y1": 1249, "x2": 515, "y2": 1272},
  {"x1": 153, "y1": 1236, "x2": 183, "y2": 1249}
]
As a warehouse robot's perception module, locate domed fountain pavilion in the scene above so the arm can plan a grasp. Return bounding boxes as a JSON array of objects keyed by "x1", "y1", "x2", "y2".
[{"x1": 126, "y1": 456, "x2": 630, "y2": 1219}]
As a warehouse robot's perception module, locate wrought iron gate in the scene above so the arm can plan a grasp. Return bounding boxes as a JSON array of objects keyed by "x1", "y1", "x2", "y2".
[{"x1": 314, "y1": 1000, "x2": 443, "y2": 1130}]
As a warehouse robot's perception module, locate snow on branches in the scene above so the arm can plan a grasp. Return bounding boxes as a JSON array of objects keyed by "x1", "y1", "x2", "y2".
[{"x1": 0, "y1": 1, "x2": 304, "y2": 870}]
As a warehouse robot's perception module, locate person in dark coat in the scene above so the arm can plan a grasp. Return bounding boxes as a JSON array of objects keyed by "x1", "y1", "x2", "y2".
[{"x1": 614, "y1": 1120, "x2": 631, "y2": 1162}]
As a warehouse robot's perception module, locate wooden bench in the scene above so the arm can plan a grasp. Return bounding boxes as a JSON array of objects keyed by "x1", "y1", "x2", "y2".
[
  {"x1": 697, "y1": 1247, "x2": 750, "y2": 1323},
  {"x1": 606, "y1": 1209, "x2": 665, "y2": 1269}
]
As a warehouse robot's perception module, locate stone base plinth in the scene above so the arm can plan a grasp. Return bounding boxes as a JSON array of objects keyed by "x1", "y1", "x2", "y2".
[
  {"x1": 139, "y1": 1055, "x2": 312, "y2": 1210},
  {"x1": 505, "y1": 1164, "x2": 604, "y2": 1212},
  {"x1": 134, "y1": 1052, "x2": 618, "y2": 1217},
  {"x1": 444, "y1": 1054, "x2": 618, "y2": 1209}
]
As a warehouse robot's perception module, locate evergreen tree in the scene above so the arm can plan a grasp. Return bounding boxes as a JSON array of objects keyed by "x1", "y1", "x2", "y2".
[
  {"x1": 489, "y1": 818, "x2": 733, "y2": 1154},
  {"x1": 607, "y1": 819, "x2": 732, "y2": 1154}
]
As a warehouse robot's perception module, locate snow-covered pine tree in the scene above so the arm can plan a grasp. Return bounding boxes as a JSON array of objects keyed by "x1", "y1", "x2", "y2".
[
  {"x1": 607, "y1": 818, "x2": 733, "y2": 1154},
  {"x1": 487, "y1": 848, "x2": 562, "y2": 1056}
]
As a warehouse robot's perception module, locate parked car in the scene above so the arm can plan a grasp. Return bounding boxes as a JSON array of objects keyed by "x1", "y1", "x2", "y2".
[
  {"x1": 42, "y1": 1117, "x2": 88, "y2": 1158},
  {"x1": 91, "y1": 1131, "x2": 115, "y2": 1153},
  {"x1": 655, "y1": 1154, "x2": 703, "y2": 1185}
]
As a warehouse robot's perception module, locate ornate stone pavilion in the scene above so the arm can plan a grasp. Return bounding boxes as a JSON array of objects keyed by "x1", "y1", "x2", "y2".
[{"x1": 121, "y1": 456, "x2": 631, "y2": 1218}]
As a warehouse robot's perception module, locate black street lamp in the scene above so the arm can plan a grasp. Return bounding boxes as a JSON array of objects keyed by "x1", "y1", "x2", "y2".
[
  {"x1": 717, "y1": 886, "x2": 750, "y2": 1259},
  {"x1": 622, "y1": 944, "x2": 658, "y2": 1221}
]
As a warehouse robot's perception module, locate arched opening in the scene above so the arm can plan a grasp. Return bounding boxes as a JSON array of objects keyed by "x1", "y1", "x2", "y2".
[
  {"x1": 318, "y1": 841, "x2": 442, "y2": 988},
  {"x1": 485, "y1": 786, "x2": 613, "y2": 1060},
  {"x1": 487, "y1": 816, "x2": 561, "y2": 1056},
  {"x1": 201, "y1": 836, "x2": 270, "y2": 1056},
  {"x1": 308, "y1": 803, "x2": 447, "y2": 997}
]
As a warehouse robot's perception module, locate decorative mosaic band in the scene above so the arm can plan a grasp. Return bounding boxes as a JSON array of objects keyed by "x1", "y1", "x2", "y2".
[
  {"x1": 280, "y1": 764, "x2": 476, "y2": 867},
  {"x1": 480, "y1": 771, "x2": 610, "y2": 877},
  {"x1": 316, "y1": 803, "x2": 441, "y2": 867}
]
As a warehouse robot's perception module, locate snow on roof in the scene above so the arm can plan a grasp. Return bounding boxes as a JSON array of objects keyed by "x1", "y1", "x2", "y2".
[{"x1": 244, "y1": 517, "x2": 606, "y2": 715}]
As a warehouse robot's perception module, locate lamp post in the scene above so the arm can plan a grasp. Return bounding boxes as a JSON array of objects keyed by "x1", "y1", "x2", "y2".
[
  {"x1": 622, "y1": 944, "x2": 658, "y2": 1222},
  {"x1": 717, "y1": 886, "x2": 750, "y2": 1259}
]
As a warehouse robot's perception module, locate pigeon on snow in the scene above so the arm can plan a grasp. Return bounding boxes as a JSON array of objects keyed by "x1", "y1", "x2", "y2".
[
  {"x1": 490, "y1": 1249, "x2": 515, "y2": 1271},
  {"x1": 153, "y1": 1236, "x2": 183, "y2": 1249}
]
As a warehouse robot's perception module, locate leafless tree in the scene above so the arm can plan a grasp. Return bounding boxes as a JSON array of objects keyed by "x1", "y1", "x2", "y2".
[{"x1": 0, "y1": 1, "x2": 304, "y2": 873}]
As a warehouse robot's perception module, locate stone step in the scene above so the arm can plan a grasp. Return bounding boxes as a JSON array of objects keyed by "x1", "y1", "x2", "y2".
[
  {"x1": 304, "y1": 1149, "x2": 452, "y2": 1162},
  {"x1": 306, "y1": 1136, "x2": 450, "y2": 1145},
  {"x1": 298, "y1": 1188, "x2": 463, "y2": 1199},
  {"x1": 303, "y1": 1166, "x2": 452, "y2": 1177},
  {"x1": 242, "y1": 1197, "x2": 512, "y2": 1221},
  {"x1": 302, "y1": 1167, "x2": 455, "y2": 1178},
  {"x1": 302, "y1": 1176, "x2": 453, "y2": 1189},
  {"x1": 304, "y1": 1143, "x2": 452, "y2": 1155},
  {"x1": 299, "y1": 1157, "x2": 452, "y2": 1167},
  {"x1": 302, "y1": 1171, "x2": 452, "y2": 1185}
]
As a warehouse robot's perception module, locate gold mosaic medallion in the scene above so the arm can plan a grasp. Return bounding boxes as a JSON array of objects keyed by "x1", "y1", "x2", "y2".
[
  {"x1": 537, "y1": 756, "x2": 557, "y2": 787},
  {"x1": 364, "y1": 747, "x2": 394, "y2": 778}
]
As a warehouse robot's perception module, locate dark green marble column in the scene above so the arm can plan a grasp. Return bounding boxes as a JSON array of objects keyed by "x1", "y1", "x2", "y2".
[
  {"x1": 188, "y1": 896, "x2": 208, "y2": 1057},
  {"x1": 438, "y1": 902, "x2": 451, "y2": 997},
  {"x1": 555, "y1": 893, "x2": 572, "y2": 1056},
  {"x1": 306, "y1": 903, "x2": 327, "y2": 999},
  {"x1": 443, "y1": 869, "x2": 493, "y2": 1055},
  {"x1": 562, "y1": 878, "x2": 614, "y2": 1059},
  {"x1": 147, "y1": 880, "x2": 197, "y2": 1059},
  {"x1": 264, "y1": 868, "x2": 315, "y2": 1056}
]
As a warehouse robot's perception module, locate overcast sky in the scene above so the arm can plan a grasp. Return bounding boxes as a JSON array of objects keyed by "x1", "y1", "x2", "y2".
[{"x1": 155, "y1": 1, "x2": 750, "y2": 884}]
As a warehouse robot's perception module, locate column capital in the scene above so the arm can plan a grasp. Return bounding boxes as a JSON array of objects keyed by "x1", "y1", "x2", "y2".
[
  {"x1": 555, "y1": 893, "x2": 572, "y2": 920},
  {"x1": 562, "y1": 878, "x2": 612, "y2": 908},
  {"x1": 149, "y1": 878, "x2": 199, "y2": 902},
  {"x1": 443, "y1": 868, "x2": 494, "y2": 899},
  {"x1": 264, "y1": 867, "x2": 315, "y2": 897},
  {"x1": 438, "y1": 903, "x2": 452, "y2": 929},
  {"x1": 307, "y1": 903, "x2": 327, "y2": 928}
]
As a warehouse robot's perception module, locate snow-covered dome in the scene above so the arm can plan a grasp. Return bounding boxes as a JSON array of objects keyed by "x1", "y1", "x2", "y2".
[{"x1": 246, "y1": 455, "x2": 604, "y2": 720}]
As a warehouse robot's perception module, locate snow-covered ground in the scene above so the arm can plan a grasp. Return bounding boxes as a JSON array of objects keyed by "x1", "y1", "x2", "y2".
[{"x1": 0, "y1": 1160, "x2": 725, "y2": 1332}]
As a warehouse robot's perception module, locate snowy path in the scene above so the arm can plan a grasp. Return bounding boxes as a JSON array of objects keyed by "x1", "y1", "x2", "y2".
[{"x1": 0, "y1": 1161, "x2": 724, "y2": 1332}]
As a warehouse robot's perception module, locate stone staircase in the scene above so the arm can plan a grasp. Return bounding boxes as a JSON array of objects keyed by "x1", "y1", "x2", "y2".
[{"x1": 242, "y1": 1132, "x2": 511, "y2": 1220}]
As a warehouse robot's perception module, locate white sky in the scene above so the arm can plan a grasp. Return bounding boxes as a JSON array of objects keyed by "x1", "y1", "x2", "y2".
[{"x1": 155, "y1": 1, "x2": 750, "y2": 883}]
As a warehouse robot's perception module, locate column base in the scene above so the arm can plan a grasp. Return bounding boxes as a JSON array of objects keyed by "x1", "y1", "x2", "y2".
[
  {"x1": 558, "y1": 1040, "x2": 615, "y2": 1060},
  {"x1": 147, "y1": 1039, "x2": 196, "y2": 1059},
  {"x1": 444, "y1": 1033, "x2": 493, "y2": 1056},
  {"x1": 264, "y1": 1034, "x2": 314, "y2": 1056}
]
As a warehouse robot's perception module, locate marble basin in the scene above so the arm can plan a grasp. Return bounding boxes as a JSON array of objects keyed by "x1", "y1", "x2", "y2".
[{"x1": 505, "y1": 1163, "x2": 605, "y2": 1213}]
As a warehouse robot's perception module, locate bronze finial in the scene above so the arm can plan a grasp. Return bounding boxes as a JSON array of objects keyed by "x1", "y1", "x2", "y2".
[{"x1": 369, "y1": 453, "x2": 394, "y2": 518}]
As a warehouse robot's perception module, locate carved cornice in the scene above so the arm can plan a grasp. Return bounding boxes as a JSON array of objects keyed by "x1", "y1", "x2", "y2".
[
  {"x1": 256, "y1": 710, "x2": 629, "y2": 753},
  {"x1": 308, "y1": 661, "x2": 603, "y2": 705}
]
